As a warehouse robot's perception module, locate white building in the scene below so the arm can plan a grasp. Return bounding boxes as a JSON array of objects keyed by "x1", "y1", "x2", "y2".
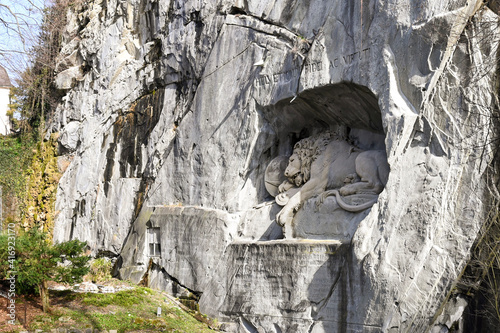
[{"x1": 0, "y1": 65, "x2": 12, "y2": 135}]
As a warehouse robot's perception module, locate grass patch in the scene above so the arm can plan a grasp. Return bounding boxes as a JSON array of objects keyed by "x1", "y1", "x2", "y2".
[
  {"x1": 80, "y1": 287, "x2": 154, "y2": 307},
  {"x1": 11, "y1": 284, "x2": 218, "y2": 333}
]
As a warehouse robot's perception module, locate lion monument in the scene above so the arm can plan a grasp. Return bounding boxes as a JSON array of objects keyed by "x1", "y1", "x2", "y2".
[{"x1": 267, "y1": 132, "x2": 390, "y2": 233}]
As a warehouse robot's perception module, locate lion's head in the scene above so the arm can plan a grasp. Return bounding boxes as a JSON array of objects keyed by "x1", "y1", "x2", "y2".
[
  {"x1": 284, "y1": 153, "x2": 304, "y2": 186},
  {"x1": 284, "y1": 132, "x2": 331, "y2": 187}
]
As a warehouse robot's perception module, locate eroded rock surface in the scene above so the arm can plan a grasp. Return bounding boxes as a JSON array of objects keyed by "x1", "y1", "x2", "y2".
[{"x1": 51, "y1": 0, "x2": 500, "y2": 331}]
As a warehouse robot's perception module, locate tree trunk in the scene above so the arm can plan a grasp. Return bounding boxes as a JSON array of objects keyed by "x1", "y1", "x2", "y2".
[
  {"x1": 40, "y1": 87, "x2": 45, "y2": 139},
  {"x1": 39, "y1": 280, "x2": 50, "y2": 312}
]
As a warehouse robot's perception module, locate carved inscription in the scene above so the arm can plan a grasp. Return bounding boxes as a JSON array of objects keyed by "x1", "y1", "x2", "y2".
[
  {"x1": 255, "y1": 67, "x2": 301, "y2": 87},
  {"x1": 255, "y1": 48, "x2": 370, "y2": 87},
  {"x1": 228, "y1": 243, "x2": 345, "y2": 310},
  {"x1": 304, "y1": 61, "x2": 323, "y2": 73},
  {"x1": 330, "y1": 47, "x2": 370, "y2": 68},
  {"x1": 255, "y1": 61, "x2": 322, "y2": 87}
]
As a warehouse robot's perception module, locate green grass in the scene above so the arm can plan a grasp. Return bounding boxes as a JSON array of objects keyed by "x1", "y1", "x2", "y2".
[
  {"x1": 80, "y1": 287, "x2": 154, "y2": 307},
  {"x1": 24, "y1": 286, "x2": 218, "y2": 333}
]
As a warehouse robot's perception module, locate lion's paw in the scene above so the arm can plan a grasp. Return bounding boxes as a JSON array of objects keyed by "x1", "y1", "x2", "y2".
[
  {"x1": 276, "y1": 210, "x2": 285, "y2": 226},
  {"x1": 316, "y1": 192, "x2": 328, "y2": 209},
  {"x1": 339, "y1": 186, "x2": 355, "y2": 196},
  {"x1": 276, "y1": 206, "x2": 295, "y2": 227},
  {"x1": 343, "y1": 173, "x2": 358, "y2": 184}
]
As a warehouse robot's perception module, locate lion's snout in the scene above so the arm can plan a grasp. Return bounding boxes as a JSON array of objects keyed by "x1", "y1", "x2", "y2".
[
  {"x1": 284, "y1": 167, "x2": 295, "y2": 178},
  {"x1": 284, "y1": 166, "x2": 299, "y2": 180}
]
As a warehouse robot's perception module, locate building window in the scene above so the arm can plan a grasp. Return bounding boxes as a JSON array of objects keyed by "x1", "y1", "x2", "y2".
[{"x1": 147, "y1": 227, "x2": 161, "y2": 257}]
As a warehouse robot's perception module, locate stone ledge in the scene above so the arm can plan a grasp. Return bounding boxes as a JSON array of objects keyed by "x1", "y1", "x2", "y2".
[
  {"x1": 199, "y1": 240, "x2": 373, "y2": 332},
  {"x1": 231, "y1": 239, "x2": 342, "y2": 245}
]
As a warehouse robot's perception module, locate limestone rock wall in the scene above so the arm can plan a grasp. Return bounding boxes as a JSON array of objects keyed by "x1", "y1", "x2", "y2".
[{"x1": 51, "y1": 0, "x2": 500, "y2": 331}]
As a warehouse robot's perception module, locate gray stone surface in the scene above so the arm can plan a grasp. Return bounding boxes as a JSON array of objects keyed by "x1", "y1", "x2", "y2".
[
  {"x1": 51, "y1": 0, "x2": 500, "y2": 331},
  {"x1": 58, "y1": 121, "x2": 80, "y2": 152},
  {"x1": 119, "y1": 206, "x2": 239, "y2": 293},
  {"x1": 55, "y1": 66, "x2": 84, "y2": 90},
  {"x1": 292, "y1": 194, "x2": 374, "y2": 241},
  {"x1": 267, "y1": 131, "x2": 389, "y2": 238},
  {"x1": 200, "y1": 240, "x2": 378, "y2": 332}
]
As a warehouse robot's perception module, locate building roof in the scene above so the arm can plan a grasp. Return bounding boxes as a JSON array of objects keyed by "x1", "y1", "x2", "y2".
[{"x1": 0, "y1": 65, "x2": 12, "y2": 88}]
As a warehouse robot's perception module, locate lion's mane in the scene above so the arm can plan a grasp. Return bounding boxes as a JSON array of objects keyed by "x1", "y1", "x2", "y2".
[{"x1": 292, "y1": 132, "x2": 332, "y2": 185}]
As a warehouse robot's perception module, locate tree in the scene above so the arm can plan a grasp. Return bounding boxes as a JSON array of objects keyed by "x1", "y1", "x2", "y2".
[
  {"x1": 2, "y1": 0, "x2": 72, "y2": 134},
  {"x1": 1, "y1": 228, "x2": 90, "y2": 312},
  {"x1": 9, "y1": 0, "x2": 71, "y2": 133},
  {"x1": 0, "y1": 0, "x2": 44, "y2": 81}
]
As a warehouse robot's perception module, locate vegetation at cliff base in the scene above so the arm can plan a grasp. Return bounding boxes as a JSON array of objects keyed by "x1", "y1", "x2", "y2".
[
  {"x1": 0, "y1": 284, "x2": 218, "y2": 333},
  {"x1": 1, "y1": 0, "x2": 70, "y2": 230},
  {"x1": 0, "y1": 133, "x2": 37, "y2": 227},
  {"x1": 19, "y1": 134, "x2": 61, "y2": 233},
  {"x1": 0, "y1": 132, "x2": 60, "y2": 233}
]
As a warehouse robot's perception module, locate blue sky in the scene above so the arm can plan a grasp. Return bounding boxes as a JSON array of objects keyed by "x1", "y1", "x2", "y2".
[{"x1": 0, "y1": 0, "x2": 45, "y2": 84}]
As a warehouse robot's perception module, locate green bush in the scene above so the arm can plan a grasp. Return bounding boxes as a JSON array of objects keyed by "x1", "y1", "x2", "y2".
[
  {"x1": 87, "y1": 257, "x2": 113, "y2": 283},
  {"x1": 0, "y1": 133, "x2": 37, "y2": 226},
  {"x1": 0, "y1": 228, "x2": 90, "y2": 312}
]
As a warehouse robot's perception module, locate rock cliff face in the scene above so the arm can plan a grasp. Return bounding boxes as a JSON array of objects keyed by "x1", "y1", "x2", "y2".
[{"x1": 51, "y1": 0, "x2": 500, "y2": 331}]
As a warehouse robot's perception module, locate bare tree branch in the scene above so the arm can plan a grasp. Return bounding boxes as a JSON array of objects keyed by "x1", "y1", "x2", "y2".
[{"x1": 0, "y1": 0, "x2": 45, "y2": 82}]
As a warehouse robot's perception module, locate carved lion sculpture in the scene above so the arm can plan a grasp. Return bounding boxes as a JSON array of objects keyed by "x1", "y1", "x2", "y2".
[{"x1": 275, "y1": 132, "x2": 389, "y2": 230}]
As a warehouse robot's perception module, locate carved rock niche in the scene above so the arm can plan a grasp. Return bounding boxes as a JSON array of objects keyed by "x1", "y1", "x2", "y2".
[{"x1": 262, "y1": 83, "x2": 388, "y2": 241}]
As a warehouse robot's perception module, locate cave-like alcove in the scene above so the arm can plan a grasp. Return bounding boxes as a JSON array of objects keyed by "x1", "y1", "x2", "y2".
[
  {"x1": 263, "y1": 82, "x2": 386, "y2": 157},
  {"x1": 256, "y1": 82, "x2": 388, "y2": 241}
]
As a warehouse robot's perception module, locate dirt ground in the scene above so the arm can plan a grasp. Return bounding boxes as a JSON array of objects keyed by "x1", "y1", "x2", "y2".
[
  {"x1": 0, "y1": 295, "x2": 44, "y2": 332},
  {"x1": 0, "y1": 282, "x2": 96, "y2": 332}
]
